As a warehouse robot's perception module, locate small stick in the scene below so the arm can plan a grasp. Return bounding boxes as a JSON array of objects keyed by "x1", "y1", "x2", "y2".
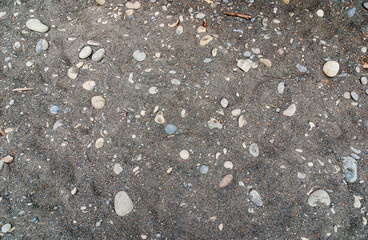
[
  {"x1": 12, "y1": 87, "x2": 34, "y2": 92},
  {"x1": 224, "y1": 12, "x2": 252, "y2": 19}
]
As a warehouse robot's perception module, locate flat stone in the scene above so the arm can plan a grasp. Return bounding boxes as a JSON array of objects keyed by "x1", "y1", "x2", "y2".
[
  {"x1": 207, "y1": 118, "x2": 223, "y2": 129},
  {"x1": 82, "y1": 81, "x2": 96, "y2": 91},
  {"x1": 91, "y1": 96, "x2": 105, "y2": 109},
  {"x1": 179, "y1": 150, "x2": 189, "y2": 160},
  {"x1": 323, "y1": 61, "x2": 339, "y2": 77},
  {"x1": 67, "y1": 67, "x2": 78, "y2": 80},
  {"x1": 283, "y1": 104, "x2": 296, "y2": 116},
  {"x1": 219, "y1": 174, "x2": 233, "y2": 188},
  {"x1": 351, "y1": 91, "x2": 359, "y2": 101},
  {"x1": 2, "y1": 155, "x2": 14, "y2": 163},
  {"x1": 87, "y1": 40, "x2": 100, "y2": 46},
  {"x1": 95, "y1": 138, "x2": 104, "y2": 148},
  {"x1": 360, "y1": 76, "x2": 367, "y2": 85},
  {"x1": 347, "y1": 8, "x2": 356, "y2": 18},
  {"x1": 278, "y1": 82, "x2": 285, "y2": 94},
  {"x1": 133, "y1": 50, "x2": 146, "y2": 62},
  {"x1": 308, "y1": 190, "x2": 331, "y2": 207},
  {"x1": 0, "y1": 12, "x2": 6, "y2": 19},
  {"x1": 114, "y1": 191, "x2": 134, "y2": 216},
  {"x1": 296, "y1": 64, "x2": 307, "y2": 73},
  {"x1": 237, "y1": 59, "x2": 253, "y2": 72},
  {"x1": 231, "y1": 109, "x2": 241, "y2": 117},
  {"x1": 342, "y1": 157, "x2": 357, "y2": 183},
  {"x1": 165, "y1": 124, "x2": 177, "y2": 135},
  {"x1": 92, "y1": 48, "x2": 105, "y2": 62},
  {"x1": 220, "y1": 98, "x2": 228, "y2": 108},
  {"x1": 96, "y1": 0, "x2": 105, "y2": 5},
  {"x1": 238, "y1": 115, "x2": 246, "y2": 128},
  {"x1": 316, "y1": 9, "x2": 324, "y2": 17},
  {"x1": 35, "y1": 39, "x2": 48, "y2": 53},
  {"x1": 200, "y1": 35, "x2": 213, "y2": 46},
  {"x1": 79, "y1": 46, "x2": 92, "y2": 59},
  {"x1": 249, "y1": 143, "x2": 259, "y2": 157},
  {"x1": 26, "y1": 19, "x2": 49, "y2": 33},
  {"x1": 1, "y1": 223, "x2": 11, "y2": 233},
  {"x1": 200, "y1": 165, "x2": 208, "y2": 174},
  {"x1": 126, "y1": 1, "x2": 141, "y2": 9},
  {"x1": 113, "y1": 163, "x2": 123, "y2": 174},
  {"x1": 249, "y1": 190, "x2": 263, "y2": 207}
]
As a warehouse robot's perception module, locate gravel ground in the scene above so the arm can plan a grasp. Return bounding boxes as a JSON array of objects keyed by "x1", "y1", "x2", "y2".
[{"x1": 1, "y1": 0, "x2": 368, "y2": 239}]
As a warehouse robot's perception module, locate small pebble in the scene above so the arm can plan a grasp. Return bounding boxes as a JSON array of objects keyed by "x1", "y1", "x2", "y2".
[
  {"x1": 224, "y1": 161, "x2": 233, "y2": 169},
  {"x1": 1, "y1": 223, "x2": 11, "y2": 233},
  {"x1": 316, "y1": 9, "x2": 324, "y2": 17},
  {"x1": 91, "y1": 96, "x2": 106, "y2": 109},
  {"x1": 296, "y1": 64, "x2": 307, "y2": 73},
  {"x1": 342, "y1": 157, "x2": 357, "y2": 183},
  {"x1": 149, "y1": 87, "x2": 158, "y2": 94},
  {"x1": 67, "y1": 67, "x2": 78, "y2": 80},
  {"x1": 179, "y1": 150, "x2": 189, "y2": 160},
  {"x1": 343, "y1": 92, "x2": 351, "y2": 99},
  {"x1": 200, "y1": 165, "x2": 208, "y2": 174},
  {"x1": 351, "y1": 91, "x2": 359, "y2": 101},
  {"x1": 71, "y1": 187, "x2": 78, "y2": 195},
  {"x1": 231, "y1": 109, "x2": 241, "y2": 117},
  {"x1": 283, "y1": 104, "x2": 296, "y2": 116},
  {"x1": 133, "y1": 50, "x2": 146, "y2": 62},
  {"x1": 323, "y1": 61, "x2": 339, "y2": 77},
  {"x1": 79, "y1": 46, "x2": 92, "y2": 59},
  {"x1": 347, "y1": 8, "x2": 356, "y2": 18},
  {"x1": 92, "y1": 48, "x2": 105, "y2": 62},
  {"x1": 259, "y1": 58, "x2": 272, "y2": 67},
  {"x1": 126, "y1": 1, "x2": 141, "y2": 9},
  {"x1": 95, "y1": 138, "x2": 104, "y2": 148},
  {"x1": 308, "y1": 190, "x2": 331, "y2": 207},
  {"x1": 200, "y1": 35, "x2": 213, "y2": 46},
  {"x1": 26, "y1": 18, "x2": 49, "y2": 32},
  {"x1": 207, "y1": 118, "x2": 223, "y2": 129},
  {"x1": 364, "y1": 2, "x2": 368, "y2": 10},
  {"x1": 219, "y1": 174, "x2": 233, "y2": 188},
  {"x1": 35, "y1": 39, "x2": 48, "y2": 53},
  {"x1": 238, "y1": 115, "x2": 246, "y2": 128},
  {"x1": 82, "y1": 81, "x2": 96, "y2": 91},
  {"x1": 114, "y1": 191, "x2": 134, "y2": 216},
  {"x1": 249, "y1": 143, "x2": 259, "y2": 157},
  {"x1": 2, "y1": 155, "x2": 14, "y2": 163},
  {"x1": 350, "y1": 153, "x2": 360, "y2": 160},
  {"x1": 220, "y1": 98, "x2": 228, "y2": 108},
  {"x1": 50, "y1": 105, "x2": 60, "y2": 114},
  {"x1": 165, "y1": 124, "x2": 177, "y2": 135},
  {"x1": 278, "y1": 82, "x2": 285, "y2": 94},
  {"x1": 155, "y1": 111, "x2": 165, "y2": 124},
  {"x1": 249, "y1": 190, "x2": 263, "y2": 207},
  {"x1": 53, "y1": 120, "x2": 63, "y2": 131},
  {"x1": 0, "y1": 12, "x2": 6, "y2": 19},
  {"x1": 96, "y1": 0, "x2": 105, "y2": 5},
  {"x1": 360, "y1": 77, "x2": 367, "y2": 85},
  {"x1": 237, "y1": 59, "x2": 253, "y2": 72}
]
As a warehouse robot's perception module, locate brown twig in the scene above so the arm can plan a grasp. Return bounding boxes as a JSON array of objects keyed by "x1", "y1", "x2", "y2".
[{"x1": 224, "y1": 11, "x2": 252, "y2": 20}]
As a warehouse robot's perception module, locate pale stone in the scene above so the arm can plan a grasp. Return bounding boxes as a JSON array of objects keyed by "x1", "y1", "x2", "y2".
[
  {"x1": 91, "y1": 96, "x2": 105, "y2": 109},
  {"x1": 114, "y1": 191, "x2": 134, "y2": 216}
]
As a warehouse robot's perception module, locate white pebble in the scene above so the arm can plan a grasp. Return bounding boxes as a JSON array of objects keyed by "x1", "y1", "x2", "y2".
[
  {"x1": 179, "y1": 150, "x2": 189, "y2": 160},
  {"x1": 91, "y1": 96, "x2": 105, "y2": 109}
]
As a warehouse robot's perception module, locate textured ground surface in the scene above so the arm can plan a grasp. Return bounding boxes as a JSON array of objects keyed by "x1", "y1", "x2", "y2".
[{"x1": 1, "y1": 0, "x2": 368, "y2": 239}]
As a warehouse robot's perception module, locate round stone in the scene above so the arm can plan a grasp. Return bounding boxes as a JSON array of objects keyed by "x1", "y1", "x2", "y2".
[
  {"x1": 200, "y1": 165, "x2": 208, "y2": 174},
  {"x1": 220, "y1": 98, "x2": 228, "y2": 108},
  {"x1": 224, "y1": 161, "x2": 233, "y2": 169},
  {"x1": 50, "y1": 105, "x2": 60, "y2": 114},
  {"x1": 35, "y1": 39, "x2": 49, "y2": 53},
  {"x1": 26, "y1": 19, "x2": 49, "y2": 33},
  {"x1": 165, "y1": 124, "x2": 177, "y2": 135},
  {"x1": 79, "y1": 46, "x2": 92, "y2": 59},
  {"x1": 92, "y1": 48, "x2": 105, "y2": 62},
  {"x1": 219, "y1": 174, "x2": 233, "y2": 188},
  {"x1": 1, "y1": 223, "x2": 11, "y2": 233},
  {"x1": 91, "y1": 96, "x2": 105, "y2": 109},
  {"x1": 133, "y1": 50, "x2": 146, "y2": 62},
  {"x1": 316, "y1": 9, "x2": 324, "y2": 17},
  {"x1": 360, "y1": 76, "x2": 367, "y2": 85},
  {"x1": 249, "y1": 143, "x2": 259, "y2": 157},
  {"x1": 82, "y1": 81, "x2": 96, "y2": 91},
  {"x1": 307, "y1": 190, "x2": 331, "y2": 207},
  {"x1": 148, "y1": 87, "x2": 158, "y2": 94},
  {"x1": 231, "y1": 109, "x2": 241, "y2": 117},
  {"x1": 323, "y1": 61, "x2": 340, "y2": 77},
  {"x1": 95, "y1": 138, "x2": 104, "y2": 148},
  {"x1": 179, "y1": 150, "x2": 189, "y2": 160},
  {"x1": 114, "y1": 191, "x2": 134, "y2": 216},
  {"x1": 343, "y1": 92, "x2": 351, "y2": 99},
  {"x1": 67, "y1": 67, "x2": 78, "y2": 80}
]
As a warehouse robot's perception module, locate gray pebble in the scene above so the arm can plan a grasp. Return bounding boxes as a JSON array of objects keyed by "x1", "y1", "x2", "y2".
[
  {"x1": 351, "y1": 91, "x2": 359, "y2": 101},
  {"x1": 361, "y1": 76, "x2": 368, "y2": 85},
  {"x1": 364, "y1": 2, "x2": 368, "y2": 10},
  {"x1": 1, "y1": 223, "x2": 11, "y2": 233},
  {"x1": 249, "y1": 143, "x2": 259, "y2": 157},
  {"x1": 165, "y1": 124, "x2": 177, "y2": 135},
  {"x1": 114, "y1": 191, "x2": 134, "y2": 216},
  {"x1": 92, "y1": 48, "x2": 105, "y2": 62},
  {"x1": 350, "y1": 153, "x2": 360, "y2": 160},
  {"x1": 350, "y1": 146, "x2": 361, "y2": 154},
  {"x1": 347, "y1": 8, "x2": 356, "y2": 18},
  {"x1": 204, "y1": 58, "x2": 212, "y2": 63},
  {"x1": 296, "y1": 64, "x2": 307, "y2": 73},
  {"x1": 277, "y1": 82, "x2": 285, "y2": 94},
  {"x1": 342, "y1": 157, "x2": 357, "y2": 183},
  {"x1": 35, "y1": 39, "x2": 48, "y2": 53},
  {"x1": 243, "y1": 51, "x2": 251, "y2": 57},
  {"x1": 249, "y1": 190, "x2": 263, "y2": 207},
  {"x1": 307, "y1": 190, "x2": 331, "y2": 207},
  {"x1": 50, "y1": 105, "x2": 60, "y2": 114},
  {"x1": 200, "y1": 165, "x2": 208, "y2": 174},
  {"x1": 366, "y1": 89, "x2": 368, "y2": 95},
  {"x1": 133, "y1": 50, "x2": 146, "y2": 62}
]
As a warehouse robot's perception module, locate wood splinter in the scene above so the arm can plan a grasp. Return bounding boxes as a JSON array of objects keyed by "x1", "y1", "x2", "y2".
[
  {"x1": 12, "y1": 87, "x2": 34, "y2": 92},
  {"x1": 224, "y1": 12, "x2": 252, "y2": 20}
]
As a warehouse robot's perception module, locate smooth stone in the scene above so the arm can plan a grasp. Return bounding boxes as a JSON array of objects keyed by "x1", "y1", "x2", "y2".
[
  {"x1": 342, "y1": 157, "x2": 357, "y2": 183},
  {"x1": 238, "y1": 115, "x2": 246, "y2": 128},
  {"x1": 96, "y1": 0, "x2": 105, "y2": 5},
  {"x1": 95, "y1": 138, "x2": 104, "y2": 148},
  {"x1": 2, "y1": 155, "x2": 14, "y2": 163},
  {"x1": 249, "y1": 143, "x2": 259, "y2": 157},
  {"x1": 200, "y1": 165, "x2": 208, "y2": 174},
  {"x1": 360, "y1": 77, "x2": 367, "y2": 85},
  {"x1": 26, "y1": 19, "x2": 49, "y2": 33},
  {"x1": 0, "y1": 161, "x2": 3, "y2": 171},
  {"x1": 0, "y1": 12, "x2": 6, "y2": 19},
  {"x1": 1, "y1": 223, "x2": 11, "y2": 233},
  {"x1": 197, "y1": 26, "x2": 206, "y2": 33},
  {"x1": 176, "y1": 26, "x2": 183, "y2": 35},
  {"x1": 220, "y1": 98, "x2": 228, "y2": 108},
  {"x1": 91, "y1": 96, "x2": 105, "y2": 109},
  {"x1": 71, "y1": 187, "x2": 77, "y2": 195},
  {"x1": 207, "y1": 118, "x2": 223, "y2": 129},
  {"x1": 278, "y1": 82, "x2": 285, "y2": 94},
  {"x1": 224, "y1": 161, "x2": 233, "y2": 169},
  {"x1": 200, "y1": 35, "x2": 213, "y2": 46},
  {"x1": 114, "y1": 191, "x2": 134, "y2": 216},
  {"x1": 53, "y1": 120, "x2": 63, "y2": 131},
  {"x1": 366, "y1": 89, "x2": 368, "y2": 95},
  {"x1": 113, "y1": 163, "x2": 123, "y2": 174},
  {"x1": 316, "y1": 9, "x2": 324, "y2": 17},
  {"x1": 165, "y1": 124, "x2": 177, "y2": 135},
  {"x1": 171, "y1": 79, "x2": 180, "y2": 85},
  {"x1": 354, "y1": 195, "x2": 361, "y2": 208},
  {"x1": 343, "y1": 92, "x2": 351, "y2": 99},
  {"x1": 67, "y1": 67, "x2": 78, "y2": 80},
  {"x1": 82, "y1": 81, "x2": 96, "y2": 90},
  {"x1": 50, "y1": 105, "x2": 60, "y2": 114},
  {"x1": 35, "y1": 39, "x2": 48, "y2": 53},
  {"x1": 350, "y1": 153, "x2": 360, "y2": 160},
  {"x1": 126, "y1": 1, "x2": 141, "y2": 9},
  {"x1": 307, "y1": 190, "x2": 331, "y2": 207},
  {"x1": 249, "y1": 190, "x2": 263, "y2": 207},
  {"x1": 92, "y1": 48, "x2": 105, "y2": 62},
  {"x1": 219, "y1": 174, "x2": 233, "y2": 188},
  {"x1": 364, "y1": 2, "x2": 368, "y2": 10},
  {"x1": 244, "y1": 51, "x2": 251, "y2": 57},
  {"x1": 350, "y1": 146, "x2": 361, "y2": 154},
  {"x1": 87, "y1": 40, "x2": 100, "y2": 46},
  {"x1": 237, "y1": 59, "x2": 253, "y2": 72},
  {"x1": 196, "y1": 12, "x2": 205, "y2": 19},
  {"x1": 260, "y1": 58, "x2": 272, "y2": 67},
  {"x1": 149, "y1": 87, "x2": 158, "y2": 94},
  {"x1": 154, "y1": 111, "x2": 165, "y2": 124},
  {"x1": 79, "y1": 46, "x2": 92, "y2": 59},
  {"x1": 351, "y1": 91, "x2": 359, "y2": 101},
  {"x1": 231, "y1": 109, "x2": 241, "y2": 117},
  {"x1": 323, "y1": 61, "x2": 339, "y2": 77},
  {"x1": 133, "y1": 50, "x2": 146, "y2": 62},
  {"x1": 203, "y1": 58, "x2": 212, "y2": 63},
  {"x1": 283, "y1": 104, "x2": 296, "y2": 116},
  {"x1": 347, "y1": 8, "x2": 356, "y2": 18},
  {"x1": 296, "y1": 64, "x2": 307, "y2": 73},
  {"x1": 179, "y1": 150, "x2": 189, "y2": 160}
]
